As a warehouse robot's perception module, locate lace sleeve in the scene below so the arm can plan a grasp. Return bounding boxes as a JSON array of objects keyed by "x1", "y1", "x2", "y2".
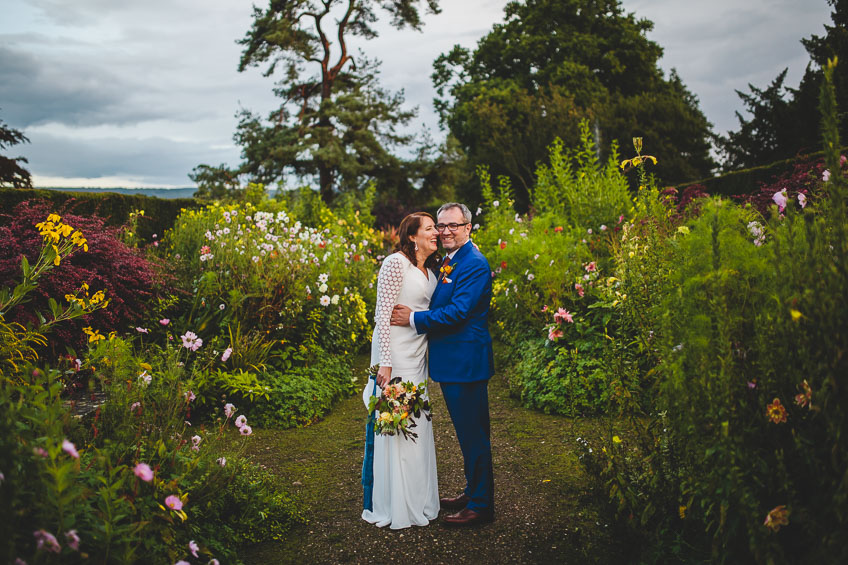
[{"x1": 374, "y1": 254, "x2": 405, "y2": 368}]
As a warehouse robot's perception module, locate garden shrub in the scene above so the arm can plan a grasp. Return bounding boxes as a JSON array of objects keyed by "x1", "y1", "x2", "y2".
[{"x1": 0, "y1": 201, "x2": 159, "y2": 357}]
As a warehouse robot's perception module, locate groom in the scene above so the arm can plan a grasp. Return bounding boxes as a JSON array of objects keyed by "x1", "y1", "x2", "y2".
[{"x1": 391, "y1": 202, "x2": 495, "y2": 527}]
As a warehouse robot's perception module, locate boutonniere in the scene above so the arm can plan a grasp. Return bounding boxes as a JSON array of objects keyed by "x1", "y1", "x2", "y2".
[
  {"x1": 442, "y1": 277, "x2": 452, "y2": 284},
  {"x1": 440, "y1": 264, "x2": 454, "y2": 276}
]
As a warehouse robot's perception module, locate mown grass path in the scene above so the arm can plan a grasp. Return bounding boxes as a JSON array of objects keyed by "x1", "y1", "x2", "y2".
[{"x1": 239, "y1": 355, "x2": 624, "y2": 564}]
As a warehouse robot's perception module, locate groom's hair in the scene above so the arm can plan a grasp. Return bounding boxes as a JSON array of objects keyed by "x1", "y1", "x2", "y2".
[{"x1": 437, "y1": 202, "x2": 472, "y2": 223}]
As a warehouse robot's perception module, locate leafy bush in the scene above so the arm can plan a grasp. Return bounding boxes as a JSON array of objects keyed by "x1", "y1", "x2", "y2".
[{"x1": 0, "y1": 201, "x2": 158, "y2": 357}]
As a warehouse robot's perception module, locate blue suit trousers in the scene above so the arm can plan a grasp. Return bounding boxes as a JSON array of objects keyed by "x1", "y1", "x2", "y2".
[{"x1": 440, "y1": 380, "x2": 495, "y2": 513}]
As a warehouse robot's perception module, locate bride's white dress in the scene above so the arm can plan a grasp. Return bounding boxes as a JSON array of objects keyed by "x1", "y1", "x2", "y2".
[{"x1": 361, "y1": 251, "x2": 440, "y2": 529}]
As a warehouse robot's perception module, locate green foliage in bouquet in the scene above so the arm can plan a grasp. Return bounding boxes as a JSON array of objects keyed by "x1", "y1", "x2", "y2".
[{"x1": 366, "y1": 368, "x2": 432, "y2": 442}]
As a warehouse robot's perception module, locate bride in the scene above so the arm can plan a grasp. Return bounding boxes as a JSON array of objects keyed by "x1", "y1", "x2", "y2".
[{"x1": 361, "y1": 212, "x2": 441, "y2": 529}]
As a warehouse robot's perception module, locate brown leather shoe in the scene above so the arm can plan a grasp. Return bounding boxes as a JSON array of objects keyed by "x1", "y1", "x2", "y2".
[
  {"x1": 439, "y1": 493, "x2": 470, "y2": 511},
  {"x1": 442, "y1": 508, "x2": 494, "y2": 527}
]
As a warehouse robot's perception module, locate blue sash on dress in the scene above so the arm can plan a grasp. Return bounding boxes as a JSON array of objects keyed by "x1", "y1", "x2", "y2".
[{"x1": 362, "y1": 375, "x2": 378, "y2": 511}]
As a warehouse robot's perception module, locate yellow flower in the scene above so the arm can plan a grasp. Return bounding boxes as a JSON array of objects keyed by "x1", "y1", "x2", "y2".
[
  {"x1": 679, "y1": 505, "x2": 687, "y2": 519},
  {"x1": 790, "y1": 309, "x2": 802, "y2": 322},
  {"x1": 633, "y1": 137, "x2": 643, "y2": 153},
  {"x1": 612, "y1": 435, "x2": 622, "y2": 444},
  {"x1": 677, "y1": 226, "x2": 690, "y2": 235}
]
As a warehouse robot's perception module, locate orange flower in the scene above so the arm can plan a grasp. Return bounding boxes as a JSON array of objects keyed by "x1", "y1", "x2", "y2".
[
  {"x1": 794, "y1": 380, "x2": 812, "y2": 409},
  {"x1": 501, "y1": 261, "x2": 507, "y2": 269},
  {"x1": 500, "y1": 241, "x2": 506, "y2": 250},
  {"x1": 763, "y1": 505, "x2": 789, "y2": 532},
  {"x1": 766, "y1": 398, "x2": 787, "y2": 424},
  {"x1": 554, "y1": 226, "x2": 563, "y2": 233}
]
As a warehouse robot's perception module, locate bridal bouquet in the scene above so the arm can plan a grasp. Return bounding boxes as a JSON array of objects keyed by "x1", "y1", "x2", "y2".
[{"x1": 366, "y1": 366, "x2": 432, "y2": 442}]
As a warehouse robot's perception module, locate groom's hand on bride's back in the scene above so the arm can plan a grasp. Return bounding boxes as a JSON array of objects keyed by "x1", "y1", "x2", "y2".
[{"x1": 391, "y1": 304, "x2": 412, "y2": 326}]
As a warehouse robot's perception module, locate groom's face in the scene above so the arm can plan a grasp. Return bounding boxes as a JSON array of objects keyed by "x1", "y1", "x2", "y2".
[{"x1": 437, "y1": 207, "x2": 471, "y2": 252}]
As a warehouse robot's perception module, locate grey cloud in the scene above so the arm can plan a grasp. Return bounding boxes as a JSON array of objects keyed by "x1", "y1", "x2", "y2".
[
  {"x1": 23, "y1": 132, "x2": 237, "y2": 185},
  {"x1": 0, "y1": 44, "x2": 167, "y2": 128}
]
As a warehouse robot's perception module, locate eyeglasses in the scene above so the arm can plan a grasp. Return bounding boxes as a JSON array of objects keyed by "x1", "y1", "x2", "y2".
[{"x1": 435, "y1": 222, "x2": 470, "y2": 232}]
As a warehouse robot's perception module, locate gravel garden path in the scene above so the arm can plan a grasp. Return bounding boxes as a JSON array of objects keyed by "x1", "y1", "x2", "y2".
[{"x1": 239, "y1": 355, "x2": 624, "y2": 564}]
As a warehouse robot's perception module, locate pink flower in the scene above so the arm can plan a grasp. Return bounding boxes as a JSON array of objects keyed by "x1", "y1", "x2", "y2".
[
  {"x1": 224, "y1": 403, "x2": 236, "y2": 418},
  {"x1": 574, "y1": 283, "x2": 585, "y2": 297},
  {"x1": 822, "y1": 169, "x2": 831, "y2": 182},
  {"x1": 240, "y1": 425, "x2": 253, "y2": 436},
  {"x1": 164, "y1": 495, "x2": 183, "y2": 511},
  {"x1": 772, "y1": 189, "x2": 788, "y2": 211},
  {"x1": 159, "y1": 318, "x2": 170, "y2": 326},
  {"x1": 136, "y1": 327, "x2": 149, "y2": 333},
  {"x1": 185, "y1": 390, "x2": 196, "y2": 402},
  {"x1": 189, "y1": 540, "x2": 200, "y2": 558},
  {"x1": 65, "y1": 530, "x2": 80, "y2": 551},
  {"x1": 175, "y1": 561, "x2": 191, "y2": 565},
  {"x1": 221, "y1": 347, "x2": 232, "y2": 362},
  {"x1": 587, "y1": 228, "x2": 593, "y2": 234},
  {"x1": 14, "y1": 558, "x2": 27, "y2": 565},
  {"x1": 618, "y1": 215, "x2": 625, "y2": 224},
  {"x1": 798, "y1": 193, "x2": 807, "y2": 208},
  {"x1": 585, "y1": 261, "x2": 597, "y2": 272},
  {"x1": 841, "y1": 154, "x2": 847, "y2": 166},
  {"x1": 181, "y1": 331, "x2": 203, "y2": 351},
  {"x1": 131, "y1": 402, "x2": 141, "y2": 413},
  {"x1": 554, "y1": 308, "x2": 574, "y2": 324},
  {"x1": 33, "y1": 447, "x2": 48, "y2": 458},
  {"x1": 134, "y1": 462, "x2": 154, "y2": 482},
  {"x1": 235, "y1": 415, "x2": 247, "y2": 429},
  {"x1": 541, "y1": 305, "x2": 548, "y2": 312},
  {"x1": 61, "y1": 439, "x2": 79, "y2": 459},
  {"x1": 600, "y1": 225, "x2": 607, "y2": 231},
  {"x1": 200, "y1": 245, "x2": 211, "y2": 255},
  {"x1": 548, "y1": 327, "x2": 564, "y2": 341},
  {"x1": 33, "y1": 529, "x2": 61, "y2": 553},
  {"x1": 217, "y1": 457, "x2": 227, "y2": 467},
  {"x1": 210, "y1": 560, "x2": 220, "y2": 565}
]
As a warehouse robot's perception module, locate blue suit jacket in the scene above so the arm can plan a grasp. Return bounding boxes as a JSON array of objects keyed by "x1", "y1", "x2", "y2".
[{"x1": 413, "y1": 240, "x2": 494, "y2": 383}]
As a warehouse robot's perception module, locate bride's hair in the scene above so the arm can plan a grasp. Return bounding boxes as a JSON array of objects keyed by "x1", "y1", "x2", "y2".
[{"x1": 394, "y1": 212, "x2": 441, "y2": 272}]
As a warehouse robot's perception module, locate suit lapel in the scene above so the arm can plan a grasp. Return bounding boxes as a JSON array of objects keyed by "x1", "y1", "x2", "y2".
[{"x1": 432, "y1": 240, "x2": 474, "y2": 304}]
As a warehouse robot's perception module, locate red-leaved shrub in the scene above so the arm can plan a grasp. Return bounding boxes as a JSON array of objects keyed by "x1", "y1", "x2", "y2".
[{"x1": 0, "y1": 200, "x2": 157, "y2": 358}]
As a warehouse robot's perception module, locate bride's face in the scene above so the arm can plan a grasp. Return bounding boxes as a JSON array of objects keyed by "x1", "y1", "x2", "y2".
[{"x1": 412, "y1": 217, "x2": 439, "y2": 255}]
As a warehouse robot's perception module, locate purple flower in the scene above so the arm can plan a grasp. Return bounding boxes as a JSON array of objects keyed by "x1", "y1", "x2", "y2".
[
  {"x1": 181, "y1": 331, "x2": 203, "y2": 351},
  {"x1": 134, "y1": 462, "x2": 154, "y2": 482},
  {"x1": 164, "y1": 495, "x2": 183, "y2": 511},
  {"x1": 772, "y1": 189, "x2": 788, "y2": 211},
  {"x1": 65, "y1": 529, "x2": 80, "y2": 551},
  {"x1": 221, "y1": 347, "x2": 232, "y2": 362},
  {"x1": 33, "y1": 530, "x2": 61, "y2": 553},
  {"x1": 62, "y1": 439, "x2": 79, "y2": 459},
  {"x1": 747, "y1": 381, "x2": 757, "y2": 389},
  {"x1": 189, "y1": 540, "x2": 200, "y2": 558}
]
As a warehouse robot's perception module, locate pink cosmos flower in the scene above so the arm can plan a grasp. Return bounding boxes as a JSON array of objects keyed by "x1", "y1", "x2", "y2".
[
  {"x1": 180, "y1": 331, "x2": 203, "y2": 351},
  {"x1": 224, "y1": 403, "x2": 236, "y2": 418},
  {"x1": 189, "y1": 540, "x2": 200, "y2": 558},
  {"x1": 160, "y1": 318, "x2": 170, "y2": 326},
  {"x1": 221, "y1": 347, "x2": 232, "y2": 362},
  {"x1": 185, "y1": 390, "x2": 196, "y2": 402},
  {"x1": 585, "y1": 261, "x2": 597, "y2": 272},
  {"x1": 136, "y1": 327, "x2": 149, "y2": 333},
  {"x1": 575, "y1": 283, "x2": 585, "y2": 297},
  {"x1": 235, "y1": 415, "x2": 247, "y2": 429},
  {"x1": 548, "y1": 327, "x2": 564, "y2": 341},
  {"x1": 822, "y1": 169, "x2": 831, "y2": 182},
  {"x1": 772, "y1": 189, "x2": 788, "y2": 211},
  {"x1": 541, "y1": 305, "x2": 548, "y2": 313},
  {"x1": 217, "y1": 457, "x2": 227, "y2": 467},
  {"x1": 164, "y1": 495, "x2": 183, "y2": 511},
  {"x1": 554, "y1": 308, "x2": 574, "y2": 324},
  {"x1": 798, "y1": 193, "x2": 807, "y2": 208},
  {"x1": 33, "y1": 529, "x2": 61, "y2": 553},
  {"x1": 61, "y1": 439, "x2": 79, "y2": 459},
  {"x1": 134, "y1": 462, "x2": 154, "y2": 482},
  {"x1": 240, "y1": 425, "x2": 253, "y2": 436},
  {"x1": 65, "y1": 530, "x2": 80, "y2": 551}
]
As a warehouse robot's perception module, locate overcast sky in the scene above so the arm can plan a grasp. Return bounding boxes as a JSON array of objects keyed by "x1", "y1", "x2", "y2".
[{"x1": 0, "y1": 0, "x2": 834, "y2": 188}]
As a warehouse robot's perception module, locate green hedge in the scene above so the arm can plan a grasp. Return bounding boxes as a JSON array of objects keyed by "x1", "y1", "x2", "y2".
[
  {"x1": 679, "y1": 147, "x2": 846, "y2": 197},
  {"x1": 0, "y1": 187, "x2": 198, "y2": 239}
]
